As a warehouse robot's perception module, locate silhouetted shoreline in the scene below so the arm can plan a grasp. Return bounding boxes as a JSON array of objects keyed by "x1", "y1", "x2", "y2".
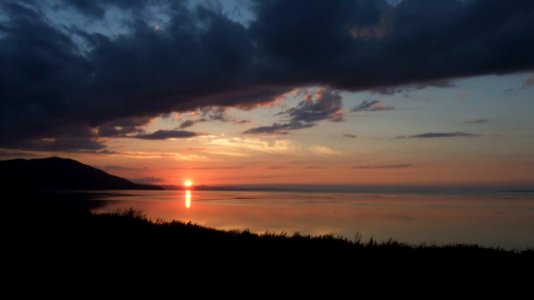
[
  {"x1": 7, "y1": 191, "x2": 533, "y2": 252},
  {"x1": 0, "y1": 157, "x2": 162, "y2": 190},
  {"x1": 4, "y1": 189, "x2": 533, "y2": 290}
]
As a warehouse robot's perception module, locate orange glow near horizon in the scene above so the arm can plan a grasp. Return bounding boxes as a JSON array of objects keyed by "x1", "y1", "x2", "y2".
[
  {"x1": 185, "y1": 190, "x2": 191, "y2": 208},
  {"x1": 76, "y1": 150, "x2": 534, "y2": 187}
]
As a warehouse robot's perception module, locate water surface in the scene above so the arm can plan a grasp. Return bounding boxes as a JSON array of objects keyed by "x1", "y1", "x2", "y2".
[{"x1": 92, "y1": 190, "x2": 534, "y2": 249}]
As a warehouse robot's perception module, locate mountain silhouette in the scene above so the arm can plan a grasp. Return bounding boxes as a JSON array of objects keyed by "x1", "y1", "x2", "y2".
[{"x1": 0, "y1": 157, "x2": 162, "y2": 190}]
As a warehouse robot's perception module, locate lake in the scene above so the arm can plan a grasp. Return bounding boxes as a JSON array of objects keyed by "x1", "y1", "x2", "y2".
[{"x1": 91, "y1": 189, "x2": 534, "y2": 250}]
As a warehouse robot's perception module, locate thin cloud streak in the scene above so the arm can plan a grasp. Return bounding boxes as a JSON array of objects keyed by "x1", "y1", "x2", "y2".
[
  {"x1": 173, "y1": 166, "x2": 242, "y2": 170},
  {"x1": 464, "y1": 119, "x2": 489, "y2": 124},
  {"x1": 397, "y1": 132, "x2": 482, "y2": 139},
  {"x1": 133, "y1": 130, "x2": 202, "y2": 140},
  {"x1": 352, "y1": 100, "x2": 394, "y2": 112},
  {"x1": 353, "y1": 164, "x2": 414, "y2": 169}
]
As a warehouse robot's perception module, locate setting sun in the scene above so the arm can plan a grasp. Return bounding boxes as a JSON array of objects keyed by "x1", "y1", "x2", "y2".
[{"x1": 184, "y1": 179, "x2": 193, "y2": 188}]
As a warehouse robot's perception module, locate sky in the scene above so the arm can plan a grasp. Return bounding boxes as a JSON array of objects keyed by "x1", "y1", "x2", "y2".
[{"x1": 0, "y1": 0, "x2": 533, "y2": 187}]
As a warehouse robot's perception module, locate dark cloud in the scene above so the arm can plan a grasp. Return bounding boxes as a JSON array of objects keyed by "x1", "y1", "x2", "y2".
[
  {"x1": 66, "y1": 0, "x2": 106, "y2": 17},
  {"x1": 464, "y1": 119, "x2": 489, "y2": 124},
  {"x1": 97, "y1": 116, "x2": 152, "y2": 137},
  {"x1": 200, "y1": 106, "x2": 226, "y2": 121},
  {"x1": 133, "y1": 130, "x2": 201, "y2": 140},
  {"x1": 286, "y1": 89, "x2": 344, "y2": 123},
  {"x1": 65, "y1": 0, "x2": 158, "y2": 17},
  {"x1": 243, "y1": 121, "x2": 313, "y2": 135},
  {"x1": 89, "y1": 150, "x2": 119, "y2": 155},
  {"x1": 7, "y1": 126, "x2": 106, "y2": 152},
  {"x1": 372, "y1": 80, "x2": 453, "y2": 95},
  {"x1": 35, "y1": 136, "x2": 105, "y2": 151},
  {"x1": 179, "y1": 120, "x2": 197, "y2": 129},
  {"x1": 398, "y1": 132, "x2": 482, "y2": 139},
  {"x1": 234, "y1": 119, "x2": 251, "y2": 125},
  {"x1": 353, "y1": 164, "x2": 413, "y2": 169},
  {"x1": 1, "y1": 0, "x2": 534, "y2": 150},
  {"x1": 0, "y1": 1, "x2": 266, "y2": 149},
  {"x1": 343, "y1": 134, "x2": 357, "y2": 138},
  {"x1": 244, "y1": 89, "x2": 343, "y2": 134},
  {"x1": 251, "y1": 0, "x2": 534, "y2": 90},
  {"x1": 0, "y1": 150, "x2": 36, "y2": 158},
  {"x1": 179, "y1": 107, "x2": 249, "y2": 128},
  {"x1": 352, "y1": 100, "x2": 394, "y2": 112}
]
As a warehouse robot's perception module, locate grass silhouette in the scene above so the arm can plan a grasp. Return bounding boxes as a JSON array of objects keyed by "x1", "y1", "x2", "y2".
[{"x1": 4, "y1": 190, "x2": 533, "y2": 284}]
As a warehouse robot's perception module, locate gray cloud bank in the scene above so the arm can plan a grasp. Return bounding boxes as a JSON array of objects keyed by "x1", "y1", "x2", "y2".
[{"x1": 1, "y1": 0, "x2": 533, "y2": 150}]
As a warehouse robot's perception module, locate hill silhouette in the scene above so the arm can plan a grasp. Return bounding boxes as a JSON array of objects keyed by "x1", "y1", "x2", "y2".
[{"x1": 0, "y1": 157, "x2": 162, "y2": 190}]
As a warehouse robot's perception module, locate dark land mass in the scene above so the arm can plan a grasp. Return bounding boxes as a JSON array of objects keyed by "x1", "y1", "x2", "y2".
[
  {"x1": 0, "y1": 157, "x2": 162, "y2": 190},
  {"x1": 2, "y1": 158, "x2": 532, "y2": 287},
  {"x1": 4, "y1": 190, "x2": 533, "y2": 287}
]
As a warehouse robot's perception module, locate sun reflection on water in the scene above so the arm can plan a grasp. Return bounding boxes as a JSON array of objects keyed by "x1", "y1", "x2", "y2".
[{"x1": 185, "y1": 190, "x2": 191, "y2": 208}]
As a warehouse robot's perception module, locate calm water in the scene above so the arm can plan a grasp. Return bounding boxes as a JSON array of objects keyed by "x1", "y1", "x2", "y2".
[{"x1": 91, "y1": 190, "x2": 534, "y2": 249}]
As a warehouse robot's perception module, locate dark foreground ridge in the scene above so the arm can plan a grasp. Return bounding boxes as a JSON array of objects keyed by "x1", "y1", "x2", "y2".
[
  {"x1": 0, "y1": 157, "x2": 162, "y2": 190},
  {"x1": 2, "y1": 190, "x2": 532, "y2": 295},
  {"x1": 5, "y1": 190, "x2": 533, "y2": 281}
]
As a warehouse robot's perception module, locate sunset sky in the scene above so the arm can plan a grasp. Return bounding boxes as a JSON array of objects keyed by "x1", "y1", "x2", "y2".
[{"x1": 1, "y1": 0, "x2": 533, "y2": 186}]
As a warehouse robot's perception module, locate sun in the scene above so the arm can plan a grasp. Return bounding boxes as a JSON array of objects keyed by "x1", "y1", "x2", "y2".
[{"x1": 184, "y1": 179, "x2": 193, "y2": 188}]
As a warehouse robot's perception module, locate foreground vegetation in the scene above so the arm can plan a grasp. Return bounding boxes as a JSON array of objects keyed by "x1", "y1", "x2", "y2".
[{"x1": 5, "y1": 190, "x2": 533, "y2": 283}]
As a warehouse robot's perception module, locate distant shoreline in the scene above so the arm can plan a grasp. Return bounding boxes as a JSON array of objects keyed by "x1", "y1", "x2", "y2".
[{"x1": 162, "y1": 184, "x2": 534, "y2": 194}]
